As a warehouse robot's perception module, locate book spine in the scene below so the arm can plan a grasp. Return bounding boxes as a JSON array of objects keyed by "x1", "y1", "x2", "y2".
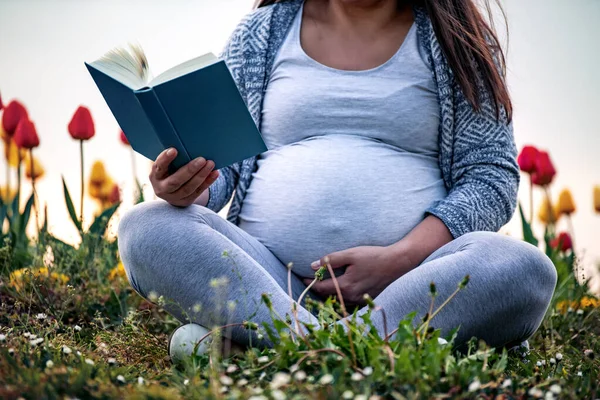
[{"x1": 134, "y1": 87, "x2": 191, "y2": 171}]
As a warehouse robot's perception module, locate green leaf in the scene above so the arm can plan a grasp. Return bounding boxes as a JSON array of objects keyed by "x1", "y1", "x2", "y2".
[
  {"x1": 88, "y1": 202, "x2": 121, "y2": 237},
  {"x1": 135, "y1": 178, "x2": 145, "y2": 204},
  {"x1": 62, "y1": 176, "x2": 82, "y2": 235},
  {"x1": 518, "y1": 202, "x2": 538, "y2": 246},
  {"x1": 18, "y1": 194, "x2": 35, "y2": 240},
  {"x1": 41, "y1": 203, "x2": 48, "y2": 233}
]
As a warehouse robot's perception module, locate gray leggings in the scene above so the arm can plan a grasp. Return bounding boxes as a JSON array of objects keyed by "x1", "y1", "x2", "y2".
[{"x1": 118, "y1": 201, "x2": 557, "y2": 349}]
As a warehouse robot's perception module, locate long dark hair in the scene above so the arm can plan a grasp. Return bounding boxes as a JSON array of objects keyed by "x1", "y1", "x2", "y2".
[{"x1": 255, "y1": 0, "x2": 512, "y2": 121}]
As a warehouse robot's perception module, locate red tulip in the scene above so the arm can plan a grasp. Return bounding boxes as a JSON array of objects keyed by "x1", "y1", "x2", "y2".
[
  {"x1": 119, "y1": 130, "x2": 129, "y2": 145},
  {"x1": 14, "y1": 119, "x2": 40, "y2": 149},
  {"x1": 550, "y1": 232, "x2": 573, "y2": 253},
  {"x1": 68, "y1": 106, "x2": 95, "y2": 140},
  {"x1": 531, "y1": 151, "x2": 556, "y2": 186},
  {"x1": 2, "y1": 100, "x2": 28, "y2": 136},
  {"x1": 517, "y1": 145, "x2": 539, "y2": 174}
]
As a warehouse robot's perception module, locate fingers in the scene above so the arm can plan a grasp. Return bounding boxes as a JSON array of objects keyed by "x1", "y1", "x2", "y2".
[
  {"x1": 311, "y1": 249, "x2": 354, "y2": 271},
  {"x1": 180, "y1": 169, "x2": 220, "y2": 201},
  {"x1": 151, "y1": 148, "x2": 178, "y2": 181},
  {"x1": 156, "y1": 157, "x2": 208, "y2": 195}
]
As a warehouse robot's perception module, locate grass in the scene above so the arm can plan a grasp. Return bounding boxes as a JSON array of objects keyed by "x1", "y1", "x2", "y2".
[{"x1": 0, "y1": 232, "x2": 598, "y2": 400}]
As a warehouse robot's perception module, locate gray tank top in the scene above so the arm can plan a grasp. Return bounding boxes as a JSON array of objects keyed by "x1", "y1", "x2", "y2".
[{"x1": 237, "y1": 2, "x2": 447, "y2": 278}]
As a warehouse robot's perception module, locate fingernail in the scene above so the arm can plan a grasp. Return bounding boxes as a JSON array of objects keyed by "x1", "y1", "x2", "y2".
[
  {"x1": 311, "y1": 260, "x2": 320, "y2": 269},
  {"x1": 167, "y1": 148, "x2": 175, "y2": 156}
]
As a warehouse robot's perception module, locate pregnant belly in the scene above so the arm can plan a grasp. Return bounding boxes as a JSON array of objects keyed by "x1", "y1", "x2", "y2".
[{"x1": 237, "y1": 134, "x2": 447, "y2": 278}]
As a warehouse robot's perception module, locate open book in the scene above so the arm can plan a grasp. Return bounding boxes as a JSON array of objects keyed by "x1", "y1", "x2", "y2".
[{"x1": 85, "y1": 43, "x2": 267, "y2": 171}]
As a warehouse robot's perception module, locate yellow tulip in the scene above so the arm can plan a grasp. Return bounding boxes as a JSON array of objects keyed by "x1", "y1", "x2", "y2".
[
  {"x1": 556, "y1": 189, "x2": 576, "y2": 217},
  {"x1": 4, "y1": 138, "x2": 26, "y2": 168},
  {"x1": 538, "y1": 197, "x2": 557, "y2": 224},
  {"x1": 594, "y1": 186, "x2": 600, "y2": 213},
  {"x1": 0, "y1": 186, "x2": 16, "y2": 203},
  {"x1": 89, "y1": 160, "x2": 108, "y2": 186},
  {"x1": 108, "y1": 261, "x2": 127, "y2": 281},
  {"x1": 24, "y1": 153, "x2": 45, "y2": 180}
]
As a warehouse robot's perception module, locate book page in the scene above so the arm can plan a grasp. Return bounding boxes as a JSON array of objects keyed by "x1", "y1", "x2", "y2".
[
  {"x1": 149, "y1": 53, "x2": 218, "y2": 86},
  {"x1": 90, "y1": 43, "x2": 151, "y2": 89}
]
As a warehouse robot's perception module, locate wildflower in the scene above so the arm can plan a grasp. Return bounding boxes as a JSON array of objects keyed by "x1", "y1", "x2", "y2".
[
  {"x1": 517, "y1": 145, "x2": 539, "y2": 173},
  {"x1": 226, "y1": 365, "x2": 238, "y2": 374},
  {"x1": 271, "y1": 390, "x2": 286, "y2": 400},
  {"x1": 531, "y1": 151, "x2": 556, "y2": 186},
  {"x1": 76, "y1": 351, "x2": 82, "y2": 356},
  {"x1": 68, "y1": 106, "x2": 95, "y2": 140},
  {"x1": 351, "y1": 372, "x2": 364, "y2": 381},
  {"x1": 14, "y1": 118, "x2": 40, "y2": 149},
  {"x1": 2, "y1": 100, "x2": 28, "y2": 136},
  {"x1": 0, "y1": 334, "x2": 5, "y2": 342},
  {"x1": 108, "y1": 357, "x2": 117, "y2": 365},
  {"x1": 257, "y1": 355, "x2": 269, "y2": 364},
  {"x1": 192, "y1": 304, "x2": 202, "y2": 313},
  {"x1": 8, "y1": 348, "x2": 15, "y2": 355},
  {"x1": 9, "y1": 267, "x2": 69, "y2": 291},
  {"x1": 237, "y1": 378, "x2": 248, "y2": 387},
  {"x1": 549, "y1": 358, "x2": 556, "y2": 364},
  {"x1": 576, "y1": 309, "x2": 584, "y2": 315},
  {"x1": 584, "y1": 349, "x2": 594, "y2": 359},
  {"x1": 355, "y1": 396, "x2": 368, "y2": 400},
  {"x1": 30, "y1": 337, "x2": 44, "y2": 346},
  {"x1": 362, "y1": 366, "x2": 373, "y2": 376},
  {"x1": 550, "y1": 232, "x2": 573, "y2": 253},
  {"x1": 120, "y1": 130, "x2": 130, "y2": 145},
  {"x1": 24, "y1": 154, "x2": 45, "y2": 180},
  {"x1": 594, "y1": 186, "x2": 600, "y2": 213},
  {"x1": 556, "y1": 189, "x2": 576, "y2": 217},
  {"x1": 294, "y1": 370, "x2": 307, "y2": 382},
  {"x1": 468, "y1": 379, "x2": 481, "y2": 392},
  {"x1": 555, "y1": 352, "x2": 563, "y2": 361},
  {"x1": 270, "y1": 372, "x2": 290, "y2": 389},
  {"x1": 183, "y1": 379, "x2": 189, "y2": 385},
  {"x1": 74, "y1": 325, "x2": 82, "y2": 332},
  {"x1": 46, "y1": 360, "x2": 54, "y2": 368},
  {"x1": 438, "y1": 337, "x2": 448, "y2": 345},
  {"x1": 319, "y1": 374, "x2": 334, "y2": 385},
  {"x1": 23, "y1": 332, "x2": 31, "y2": 338},
  {"x1": 148, "y1": 291, "x2": 159, "y2": 302},
  {"x1": 137, "y1": 377, "x2": 144, "y2": 385},
  {"x1": 117, "y1": 375, "x2": 126, "y2": 383},
  {"x1": 85, "y1": 358, "x2": 95, "y2": 366},
  {"x1": 536, "y1": 361, "x2": 542, "y2": 367},
  {"x1": 549, "y1": 384, "x2": 561, "y2": 394},
  {"x1": 36, "y1": 313, "x2": 47, "y2": 320},
  {"x1": 108, "y1": 262, "x2": 127, "y2": 281},
  {"x1": 219, "y1": 375, "x2": 233, "y2": 386},
  {"x1": 342, "y1": 391, "x2": 354, "y2": 400},
  {"x1": 577, "y1": 371, "x2": 583, "y2": 376},
  {"x1": 528, "y1": 387, "x2": 543, "y2": 398},
  {"x1": 502, "y1": 378, "x2": 512, "y2": 388}
]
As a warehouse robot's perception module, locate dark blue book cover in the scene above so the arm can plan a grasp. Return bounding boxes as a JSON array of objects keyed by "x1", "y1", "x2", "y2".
[{"x1": 85, "y1": 50, "x2": 267, "y2": 171}]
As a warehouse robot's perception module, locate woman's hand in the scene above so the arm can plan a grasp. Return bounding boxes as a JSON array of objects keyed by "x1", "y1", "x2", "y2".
[
  {"x1": 149, "y1": 148, "x2": 220, "y2": 207},
  {"x1": 303, "y1": 245, "x2": 416, "y2": 307}
]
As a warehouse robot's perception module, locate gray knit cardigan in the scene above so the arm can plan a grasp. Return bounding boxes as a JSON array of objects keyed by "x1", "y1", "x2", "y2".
[{"x1": 206, "y1": 0, "x2": 520, "y2": 239}]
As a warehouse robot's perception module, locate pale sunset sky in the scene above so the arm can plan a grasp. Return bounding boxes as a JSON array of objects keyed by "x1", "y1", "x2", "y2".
[{"x1": 0, "y1": 1, "x2": 598, "y2": 284}]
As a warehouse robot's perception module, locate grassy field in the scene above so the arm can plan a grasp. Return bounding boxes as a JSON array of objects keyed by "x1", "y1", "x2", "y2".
[{"x1": 0, "y1": 224, "x2": 598, "y2": 400}]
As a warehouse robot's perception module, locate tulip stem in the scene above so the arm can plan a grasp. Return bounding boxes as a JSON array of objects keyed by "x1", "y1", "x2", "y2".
[
  {"x1": 16, "y1": 153, "x2": 22, "y2": 208},
  {"x1": 79, "y1": 139, "x2": 84, "y2": 228},
  {"x1": 5, "y1": 161, "x2": 10, "y2": 205},
  {"x1": 29, "y1": 149, "x2": 40, "y2": 233},
  {"x1": 567, "y1": 215, "x2": 576, "y2": 251}
]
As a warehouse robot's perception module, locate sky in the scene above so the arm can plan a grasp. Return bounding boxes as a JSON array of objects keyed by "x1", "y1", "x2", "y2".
[{"x1": 0, "y1": 0, "x2": 598, "y2": 283}]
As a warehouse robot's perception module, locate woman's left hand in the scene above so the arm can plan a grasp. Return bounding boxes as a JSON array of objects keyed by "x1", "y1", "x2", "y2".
[{"x1": 303, "y1": 245, "x2": 415, "y2": 307}]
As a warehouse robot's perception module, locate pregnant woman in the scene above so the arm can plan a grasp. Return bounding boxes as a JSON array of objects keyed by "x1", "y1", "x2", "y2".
[{"x1": 118, "y1": 0, "x2": 557, "y2": 357}]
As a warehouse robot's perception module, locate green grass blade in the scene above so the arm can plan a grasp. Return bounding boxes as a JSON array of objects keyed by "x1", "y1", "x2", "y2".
[
  {"x1": 518, "y1": 202, "x2": 538, "y2": 246},
  {"x1": 62, "y1": 176, "x2": 82, "y2": 234},
  {"x1": 88, "y1": 202, "x2": 121, "y2": 237}
]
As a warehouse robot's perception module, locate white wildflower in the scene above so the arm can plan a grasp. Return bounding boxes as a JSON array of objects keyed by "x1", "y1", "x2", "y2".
[
  {"x1": 289, "y1": 364, "x2": 299, "y2": 373},
  {"x1": 226, "y1": 365, "x2": 238, "y2": 374},
  {"x1": 502, "y1": 378, "x2": 512, "y2": 388},
  {"x1": 438, "y1": 337, "x2": 448, "y2": 345},
  {"x1": 148, "y1": 291, "x2": 158, "y2": 302},
  {"x1": 549, "y1": 384, "x2": 561, "y2": 394},
  {"x1": 192, "y1": 303, "x2": 202, "y2": 313},
  {"x1": 342, "y1": 390, "x2": 354, "y2": 399},
  {"x1": 137, "y1": 377, "x2": 145, "y2": 385},
  {"x1": 528, "y1": 387, "x2": 543, "y2": 398},
  {"x1": 243, "y1": 369, "x2": 252, "y2": 376},
  {"x1": 270, "y1": 372, "x2": 290, "y2": 389},
  {"x1": 36, "y1": 313, "x2": 47, "y2": 320},
  {"x1": 549, "y1": 358, "x2": 556, "y2": 364},
  {"x1": 319, "y1": 374, "x2": 334, "y2": 385},
  {"x1": 351, "y1": 372, "x2": 364, "y2": 381},
  {"x1": 294, "y1": 370, "x2": 307, "y2": 382},
  {"x1": 271, "y1": 389, "x2": 286, "y2": 400},
  {"x1": 8, "y1": 348, "x2": 15, "y2": 355},
  {"x1": 257, "y1": 355, "x2": 269, "y2": 364},
  {"x1": 219, "y1": 375, "x2": 234, "y2": 386},
  {"x1": 85, "y1": 358, "x2": 94, "y2": 366},
  {"x1": 544, "y1": 391, "x2": 554, "y2": 400},
  {"x1": 30, "y1": 337, "x2": 44, "y2": 346},
  {"x1": 74, "y1": 325, "x2": 82, "y2": 332},
  {"x1": 259, "y1": 372, "x2": 267, "y2": 381},
  {"x1": 541, "y1": 359, "x2": 546, "y2": 365},
  {"x1": 62, "y1": 346, "x2": 72, "y2": 354},
  {"x1": 257, "y1": 333, "x2": 264, "y2": 340},
  {"x1": 577, "y1": 371, "x2": 583, "y2": 376},
  {"x1": 354, "y1": 395, "x2": 368, "y2": 400},
  {"x1": 555, "y1": 353, "x2": 563, "y2": 361},
  {"x1": 30, "y1": 334, "x2": 38, "y2": 339},
  {"x1": 23, "y1": 332, "x2": 31, "y2": 338},
  {"x1": 0, "y1": 334, "x2": 6, "y2": 342},
  {"x1": 236, "y1": 378, "x2": 248, "y2": 387},
  {"x1": 362, "y1": 366, "x2": 373, "y2": 376},
  {"x1": 248, "y1": 396, "x2": 268, "y2": 400},
  {"x1": 369, "y1": 396, "x2": 382, "y2": 400},
  {"x1": 46, "y1": 360, "x2": 54, "y2": 368},
  {"x1": 108, "y1": 357, "x2": 116, "y2": 365},
  {"x1": 117, "y1": 375, "x2": 126, "y2": 383},
  {"x1": 567, "y1": 307, "x2": 574, "y2": 313},
  {"x1": 218, "y1": 386, "x2": 228, "y2": 394},
  {"x1": 576, "y1": 309, "x2": 584, "y2": 315},
  {"x1": 183, "y1": 379, "x2": 190, "y2": 385},
  {"x1": 536, "y1": 361, "x2": 542, "y2": 367},
  {"x1": 468, "y1": 379, "x2": 481, "y2": 392},
  {"x1": 76, "y1": 351, "x2": 82, "y2": 356}
]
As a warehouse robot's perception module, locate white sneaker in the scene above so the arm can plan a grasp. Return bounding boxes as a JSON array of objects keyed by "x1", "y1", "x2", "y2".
[{"x1": 168, "y1": 323, "x2": 212, "y2": 364}]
